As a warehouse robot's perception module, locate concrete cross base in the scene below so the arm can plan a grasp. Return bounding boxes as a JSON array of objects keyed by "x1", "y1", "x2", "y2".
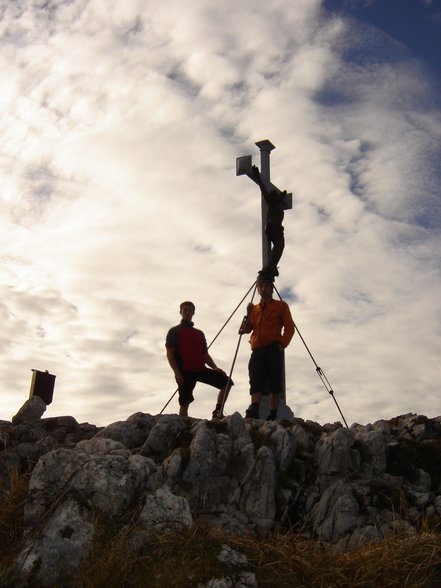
[{"x1": 259, "y1": 394, "x2": 294, "y2": 421}]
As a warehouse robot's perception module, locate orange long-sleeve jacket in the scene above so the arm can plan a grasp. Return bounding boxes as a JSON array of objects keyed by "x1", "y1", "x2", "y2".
[{"x1": 247, "y1": 299, "x2": 295, "y2": 350}]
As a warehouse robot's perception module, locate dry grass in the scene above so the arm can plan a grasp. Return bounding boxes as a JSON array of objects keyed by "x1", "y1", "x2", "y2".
[
  {"x1": 0, "y1": 469, "x2": 29, "y2": 557},
  {"x1": 0, "y1": 468, "x2": 30, "y2": 586},
  {"x1": 73, "y1": 519, "x2": 441, "y2": 588},
  {"x1": 228, "y1": 530, "x2": 441, "y2": 587},
  {"x1": 1, "y1": 469, "x2": 441, "y2": 587}
]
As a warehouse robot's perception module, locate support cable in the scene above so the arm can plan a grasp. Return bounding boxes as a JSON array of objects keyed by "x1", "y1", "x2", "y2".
[
  {"x1": 273, "y1": 284, "x2": 349, "y2": 428},
  {"x1": 219, "y1": 282, "x2": 258, "y2": 414},
  {"x1": 207, "y1": 281, "x2": 257, "y2": 350}
]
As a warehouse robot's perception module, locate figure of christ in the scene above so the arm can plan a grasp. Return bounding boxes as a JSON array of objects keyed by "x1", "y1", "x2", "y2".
[{"x1": 252, "y1": 165, "x2": 286, "y2": 278}]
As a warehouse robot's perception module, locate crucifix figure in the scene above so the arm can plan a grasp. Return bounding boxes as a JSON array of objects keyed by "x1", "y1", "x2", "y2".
[
  {"x1": 251, "y1": 164, "x2": 286, "y2": 278},
  {"x1": 236, "y1": 140, "x2": 292, "y2": 280}
]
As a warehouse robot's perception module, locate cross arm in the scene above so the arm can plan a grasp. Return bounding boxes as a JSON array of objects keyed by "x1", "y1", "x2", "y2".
[{"x1": 236, "y1": 155, "x2": 292, "y2": 211}]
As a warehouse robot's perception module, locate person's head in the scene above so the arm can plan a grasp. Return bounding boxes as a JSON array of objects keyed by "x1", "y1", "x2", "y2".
[
  {"x1": 179, "y1": 301, "x2": 195, "y2": 321},
  {"x1": 257, "y1": 277, "x2": 274, "y2": 300}
]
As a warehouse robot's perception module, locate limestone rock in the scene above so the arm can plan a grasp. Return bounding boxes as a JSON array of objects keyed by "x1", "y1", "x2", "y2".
[
  {"x1": 1, "y1": 404, "x2": 441, "y2": 585},
  {"x1": 12, "y1": 396, "x2": 47, "y2": 425}
]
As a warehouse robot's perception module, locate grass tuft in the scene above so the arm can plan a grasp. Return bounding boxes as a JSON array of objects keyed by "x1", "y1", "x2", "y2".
[
  {"x1": 0, "y1": 469, "x2": 29, "y2": 556},
  {"x1": 1, "y1": 470, "x2": 441, "y2": 587}
]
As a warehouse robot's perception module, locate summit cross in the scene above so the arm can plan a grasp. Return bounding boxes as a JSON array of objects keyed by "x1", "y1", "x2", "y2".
[{"x1": 236, "y1": 139, "x2": 292, "y2": 278}]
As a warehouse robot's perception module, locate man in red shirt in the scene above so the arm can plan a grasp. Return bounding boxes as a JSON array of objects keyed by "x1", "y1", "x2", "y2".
[
  {"x1": 240, "y1": 275, "x2": 295, "y2": 420},
  {"x1": 166, "y1": 301, "x2": 232, "y2": 418}
]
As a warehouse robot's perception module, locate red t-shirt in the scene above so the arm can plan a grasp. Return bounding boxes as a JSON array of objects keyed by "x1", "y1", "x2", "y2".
[{"x1": 165, "y1": 321, "x2": 207, "y2": 372}]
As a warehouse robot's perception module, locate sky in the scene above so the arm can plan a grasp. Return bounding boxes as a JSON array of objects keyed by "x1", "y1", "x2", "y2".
[{"x1": 1, "y1": 0, "x2": 440, "y2": 428}]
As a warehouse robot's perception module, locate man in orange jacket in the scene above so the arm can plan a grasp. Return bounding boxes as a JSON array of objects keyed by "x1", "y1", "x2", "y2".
[{"x1": 239, "y1": 274, "x2": 295, "y2": 420}]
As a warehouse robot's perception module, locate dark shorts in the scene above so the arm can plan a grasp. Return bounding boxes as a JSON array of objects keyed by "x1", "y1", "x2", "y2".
[
  {"x1": 179, "y1": 369, "x2": 233, "y2": 406},
  {"x1": 249, "y1": 342, "x2": 284, "y2": 396}
]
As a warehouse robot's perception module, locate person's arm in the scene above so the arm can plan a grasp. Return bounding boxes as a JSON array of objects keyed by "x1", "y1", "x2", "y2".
[
  {"x1": 239, "y1": 303, "x2": 254, "y2": 335},
  {"x1": 251, "y1": 165, "x2": 264, "y2": 188},
  {"x1": 280, "y1": 303, "x2": 295, "y2": 348},
  {"x1": 204, "y1": 352, "x2": 224, "y2": 372},
  {"x1": 166, "y1": 347, "x2": 184, "y2": 386}
]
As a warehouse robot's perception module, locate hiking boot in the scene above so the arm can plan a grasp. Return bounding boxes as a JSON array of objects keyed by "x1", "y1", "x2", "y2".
[
  {"x1": 212, "y1": 409, "x2": 224, "y2": 420},
  {"x1": 245, "y1": 405, "x2": 259, "y2": 419}
]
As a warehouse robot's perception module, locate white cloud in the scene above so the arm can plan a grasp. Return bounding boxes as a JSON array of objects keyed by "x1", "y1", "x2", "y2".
[{"x1": 0, "y1": 0, "x2": 439, "y2": 426}]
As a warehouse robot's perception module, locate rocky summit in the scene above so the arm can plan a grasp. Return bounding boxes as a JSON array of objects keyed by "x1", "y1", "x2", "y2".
[{"x1": 2, "y1": 396, "x2": 441, "y2": 586}]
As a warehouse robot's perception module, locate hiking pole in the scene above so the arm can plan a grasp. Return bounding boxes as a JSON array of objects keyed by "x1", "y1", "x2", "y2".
[
  {"x1": 220, "y1": 281, "x2": 258, "y2": 414},
  {"x1": 273, "y1": 285, "x2": 349, "y2": 428},
  {"x1": 160, "y1": 388, "x2": 178, "y2": 414},
  {"x1": 219, "y1": 337, "x2": 241, "y2": 415}
]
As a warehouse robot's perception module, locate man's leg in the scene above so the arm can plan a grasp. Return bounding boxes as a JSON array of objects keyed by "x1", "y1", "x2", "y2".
[
  {"x1": 267, "y1": 224, "x2": 285, "y2": 276},
  {"x1": 267, "y1": 344, "x2": 284, "y2": 420},
  {"x1": 266, "y1": 393, "x2": 279, "y2": 420},
  {"x1": 179, "y1": 404, "x2": 189, "y2": 417},
  {"x1": 196, "y1": 369, "x2": 233, "y2": 419},
  {"x1": 178, "y1": 373, "x2": 196, "y2": 417},
  {"x1": 246, "y1": 348, "x2": 266, "y2": 418},
  {"x1": 213, "y1": 385, "x2": 229, "y2": 418},
  {"x1": 245, "y1": 392, "x2": 262, "y2": 419},
  {"x1": 216, "y1": 377, "x2": 231, "y2": 409}
]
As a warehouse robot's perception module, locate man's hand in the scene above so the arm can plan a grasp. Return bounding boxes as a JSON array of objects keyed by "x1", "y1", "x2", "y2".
[
  {"x1": 174, "y1": 371, "x2": 184, "y2": 386},
  {"x1": 239, "y1": 303, "x2": 254, "y2": 334}
]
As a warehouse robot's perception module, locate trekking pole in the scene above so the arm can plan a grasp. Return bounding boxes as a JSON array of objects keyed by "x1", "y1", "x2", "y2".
[
  {"x1": 273, "y1": 285, "x2": 349, "y2": 428},
  {"x1": 219, "y1": 339, "x2": 241, "y2": 415},
  {"x1": 160, "y1": 388, "x2": 178, "y2": 414},
  {"x1": 220, "y1": 281, "x2": 258, "y2": 414}
]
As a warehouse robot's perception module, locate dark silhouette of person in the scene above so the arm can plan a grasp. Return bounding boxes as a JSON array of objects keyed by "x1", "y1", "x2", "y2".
[
  {"x1": 165, "y1": 301, "x2": 232, "y2": 419},
  {"x1": 252, "y1": 165, "x2": 286, "y2": 277}
]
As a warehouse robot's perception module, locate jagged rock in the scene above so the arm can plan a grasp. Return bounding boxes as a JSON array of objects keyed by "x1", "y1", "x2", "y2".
[
  {"x1": 12, "y1": 396, "x2": 47, "y2": 425},
  {"x1": 127, "y1": 486, "x2": 193, "y2": 551},
  {"x1": 76, "y1": 436, "x2": 131, "y2": 456},
  {"x1": 312, "y1": 480, "x2": 362, "y2": 541},
  {"x1": 317, "y1": 427, "x2": 360, "y2": 479},
  {"x1": 217, "y1": 544, "x2": 248, "y2": 567},
  {"x1": 140, "y1": 485, "x2": 193, "y2": 530},
  {"x1": 2, "y1": 400, "x2": 441, "y2": 586},
  {"x1": 238, "y1": 445, "x2": 277, "y2": 532},
  {"x1": 201, "y1": 572, "x2": 258, "y2": 588},
  {"x1": 259, "y1": 420, "x2": 296, "y2": 471},
  {"x1": 139, "y1": 413, "x2": 187, "y2": 460},
  {"x1": 94, "y1": 411, "x2": 155, "y2": 449},
  {"x1": 170, "y1": 419, "x2": 243, "y2": 530},
  {"x1": 17, "y1": 495, "x2": 94, "y2": 587},
  {"x1": 352, "y1": 422, "x2": 389, "y2": 475},
  {"x1": 24, "y1": 447, "x2": 158, "y2": 524}
]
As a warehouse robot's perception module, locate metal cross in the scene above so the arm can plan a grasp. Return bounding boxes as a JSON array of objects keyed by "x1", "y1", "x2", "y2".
[{"x1": 236, "y1": 139, "x2": 292, "y2": 276}]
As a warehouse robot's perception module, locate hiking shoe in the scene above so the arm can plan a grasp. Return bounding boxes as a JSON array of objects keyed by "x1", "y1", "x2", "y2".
[
  {"x1": 212, "y1": 409, "x2": 224, "y2": 420},
  {"x1": 245, "y1": 406, "x2": 259, "y2": 419},
  {"x1": 266, "y1": 409, "x2": 278, "y2": 421}
]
